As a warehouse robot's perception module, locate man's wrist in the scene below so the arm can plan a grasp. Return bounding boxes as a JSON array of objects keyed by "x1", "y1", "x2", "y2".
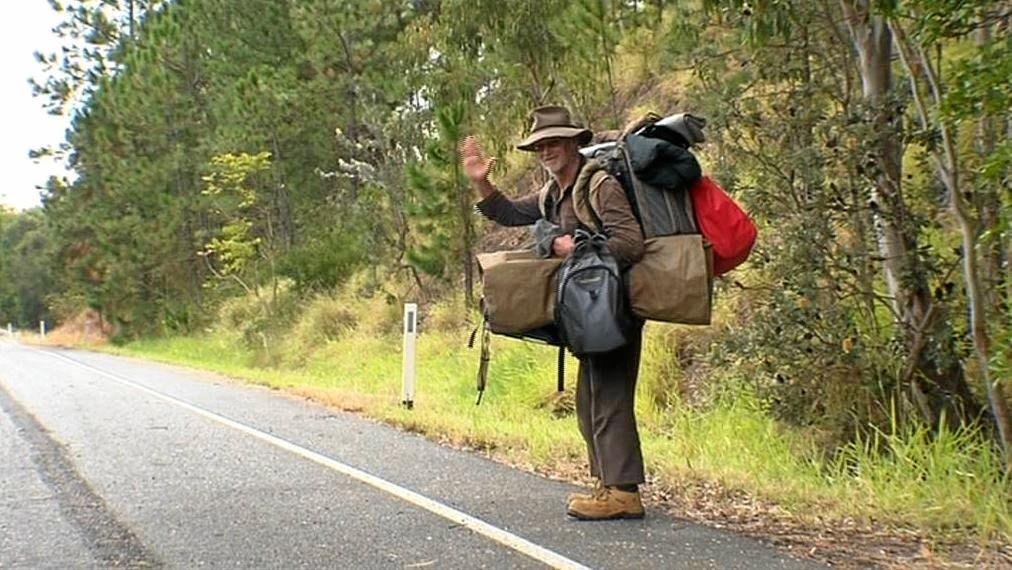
[{"x1": 472, "y1": 177, "x2": 496, "y2": 198}]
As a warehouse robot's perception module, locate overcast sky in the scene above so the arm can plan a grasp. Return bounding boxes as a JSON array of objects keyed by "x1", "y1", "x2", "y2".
[{"x1": 1, "y1": 2, "x2": 73, "y2": 211}]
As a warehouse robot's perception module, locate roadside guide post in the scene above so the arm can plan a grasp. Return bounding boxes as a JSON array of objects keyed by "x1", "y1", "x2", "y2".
[
  {"x1": 6, "y1": 323, "x2": 11, "y2": 337},
  {"x1": 401, "y1": 303, "x2": 418, "y2": 409},
  {"x1": 40, "y1": 321, "x2": 46, "y2": 339}
]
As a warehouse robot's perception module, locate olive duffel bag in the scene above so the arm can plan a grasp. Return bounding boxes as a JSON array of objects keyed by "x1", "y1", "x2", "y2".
[
  {"x1": 627, "y1": 234, "x2": 712, "y2": 325},
  {"x1": 476, "y1": 250, "x2": 563, "y2": 335}
]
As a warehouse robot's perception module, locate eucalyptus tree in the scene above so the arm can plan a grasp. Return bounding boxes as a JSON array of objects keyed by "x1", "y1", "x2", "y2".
[
  {"x1": 678, "y1": 1, "x2": 896, "y2": 431},
  {"x1": 835, "y1": 0, "x2": 983, "y2": 429},
  {"x1": 884, "y1": 0, "x2": 1011, "y2": 462},
  {"x1": 697, "y1": 0, "x2": 993, "y2": 432}
]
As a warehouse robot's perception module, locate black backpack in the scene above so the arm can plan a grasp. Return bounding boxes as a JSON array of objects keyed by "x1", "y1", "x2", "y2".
[{"x1": 555, "y1": 231, "x2": 633, "y2": 357}]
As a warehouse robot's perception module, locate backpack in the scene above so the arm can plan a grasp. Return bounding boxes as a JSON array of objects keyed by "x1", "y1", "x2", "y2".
[
  {"x1": 537, "y1": 148, "x2": 699, "y2": 239},
  {"x1": 540, "y1": 112, "x2": 756, "y2": 276},
  {"x1": 555, "y1": 231, "x2": 633, "y2": 357},
  {"x1": 538, "y1": 112, "x2": 704, "y2": 238}
]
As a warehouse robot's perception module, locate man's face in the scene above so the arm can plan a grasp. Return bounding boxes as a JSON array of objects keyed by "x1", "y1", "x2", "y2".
[{"x1": 532, "y1": 137, "x2": 579, "y2": 175}]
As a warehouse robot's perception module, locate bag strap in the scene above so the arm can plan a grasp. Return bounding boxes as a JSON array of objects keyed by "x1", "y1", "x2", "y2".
[
  {"x1": 540, "y1": 160, "x2": 612, "y2": 233},
  {"x1": 556, "y1": 345, "x2": 566, "y2": 393},
  {"x1": 467, "y1": 323, "x2": 480, "y2": 349},
  {"x1": 571, "y1": 160, "x2": 610, "y2": 233},
  {"x1": 474, "y1": 323, "x2": 491, "y2": 405},
  {"x1": 536, "y1": 179, "x2": 555, "y2": 220}
]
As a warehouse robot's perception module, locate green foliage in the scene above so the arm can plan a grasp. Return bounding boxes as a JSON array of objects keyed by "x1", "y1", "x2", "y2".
[
  {"x1": 278, "y1": 230, "x2": 365, "y2": 292},
  {"x1": 404, "y1": 103, "x2": 472, "y2": 281},
  {"x1": 201, "y1": 152, "x2": 273, "y2": 279},
  {"x1": 215, "y1": 278, "x2": 301, "y2": 361},
  {"x1": 422, "y1": 291, "x2": 478, "y2": 333},
  {"x1": 280, "y1": 291, "x2": 359, "y2": 364},
  {"x1": 0, "y1": 209, "x2": 60, "y2": 328},
  {"x1": 828, "y1": 415, "x2": 1010, "y2": 533},
  {"x1": 941, "y1": 38, "x2": 1012, "y2": 120}
]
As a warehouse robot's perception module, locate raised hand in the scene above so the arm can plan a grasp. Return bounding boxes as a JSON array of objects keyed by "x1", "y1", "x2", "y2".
[{"x1": 458, "y1": 135, "x2": 496, "y2": 183}]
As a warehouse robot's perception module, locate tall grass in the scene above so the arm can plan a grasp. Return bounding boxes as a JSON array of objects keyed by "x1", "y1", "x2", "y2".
[
  {"x1": 827, "y1": 418, "x2": 1010, "y2": 535},
  {"x1": 109, "y1": 292, "x2": 1011, "y2": 544}
]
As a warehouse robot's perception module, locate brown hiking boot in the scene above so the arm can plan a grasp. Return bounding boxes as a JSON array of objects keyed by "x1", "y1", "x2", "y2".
[
  {"x1": 566, "y1": 487, "x2": 644, "y2": 520},
  {"x1": 566, "y1": 480, "x2": 603, "y2": 507}
]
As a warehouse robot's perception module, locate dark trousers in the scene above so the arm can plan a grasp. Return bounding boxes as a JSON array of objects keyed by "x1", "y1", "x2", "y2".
[{"x1": 575, "y1": 324, "x2": 645, "y2": 487}]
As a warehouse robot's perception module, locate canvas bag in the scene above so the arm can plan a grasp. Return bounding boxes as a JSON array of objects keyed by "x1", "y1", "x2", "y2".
[
  {"x1": 627, "y1": 234, "x2": 712, "y2": 324},
  {"x1": 473, "y1": 251, "x2": 567, "y2": 405},
  {"x1": 476, "y1": 250, "x2": 562, "y2": 335}
]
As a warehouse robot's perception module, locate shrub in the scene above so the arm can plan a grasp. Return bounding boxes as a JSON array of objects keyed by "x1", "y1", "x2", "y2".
[
  {"x1": 215, "y1": 280, "x2": 301, "y2": 361},
  {"x1": 282, "y1": 292, "x2": 358, "y2": 364},
  {"x1": 422, "y1": 292, "x2": 479, "y2": 333}
]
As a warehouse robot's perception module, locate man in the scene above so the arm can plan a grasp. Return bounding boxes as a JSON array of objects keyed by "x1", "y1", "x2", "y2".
[{"x1": 459, "y1": 105, "x2": 647, "y2": 520}]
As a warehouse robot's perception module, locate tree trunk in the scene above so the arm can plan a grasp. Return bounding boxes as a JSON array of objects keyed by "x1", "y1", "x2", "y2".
[
  {"x1": 840, "y1": 0, "x2": 980, "y2": 429},
  {"x1": 890, "y1": 18, "x2": 1012, "y2": 465},
  {"x1": 128, "y1": 0, "x2": 135, "y2": 40},
  {"x1": 973, "y1": 22, "x2": 1005, "y2": 318},
  {"x1": 270, "y1": 132, "x2": 294, "y2": 252},
  {"x1": 841, "y1": 0, "x2": 907, "y2": 317}
]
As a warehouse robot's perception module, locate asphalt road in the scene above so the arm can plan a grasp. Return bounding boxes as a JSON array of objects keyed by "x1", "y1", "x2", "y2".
[{"x1": 0, "y1": 340, "x2": 826, "y2": 569}]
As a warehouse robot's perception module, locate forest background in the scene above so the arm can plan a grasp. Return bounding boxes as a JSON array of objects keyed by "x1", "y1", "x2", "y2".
[{"x1": 1, "y1": 0, "x2": 1010, "y2": 564}]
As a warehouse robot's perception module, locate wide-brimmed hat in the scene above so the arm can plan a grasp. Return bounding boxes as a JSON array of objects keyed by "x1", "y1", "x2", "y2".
[{"x1": 516, "y1": 105, "x2": 593, "y2": 151}]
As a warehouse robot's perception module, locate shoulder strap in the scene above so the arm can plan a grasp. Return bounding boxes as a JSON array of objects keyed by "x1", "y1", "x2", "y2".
[
  {"x1": 571, "y1": 159, "x2": 611, "y2": 233},
  {"x1": 588, "y1": 169, "x2": 611, "y2": 202},
  {"x1": 473, "y1": 323, "x2": 491, "y2": 405},
  {"x1": 537, "y1": 179, "x2": 555, "y2": 220},
  {"x1": 541, "y1": 161, "x2": 614, "y2": 232}
]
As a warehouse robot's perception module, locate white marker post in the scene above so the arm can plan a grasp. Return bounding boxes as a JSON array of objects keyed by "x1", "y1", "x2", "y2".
[
  {"x1": 6, "y1": 323, "x2": 11, "y2": 337},
  {"x1": 40, "y1": 321, "x2": 46, "y2": 339},
  {"x1": 401, "y1": 303, "x2": 418, "y2": 409}
]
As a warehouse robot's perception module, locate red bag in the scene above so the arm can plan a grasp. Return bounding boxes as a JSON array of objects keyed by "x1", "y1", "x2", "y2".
[{"x1": 690, "y1": 177, "x2": 756, "y2": 276}]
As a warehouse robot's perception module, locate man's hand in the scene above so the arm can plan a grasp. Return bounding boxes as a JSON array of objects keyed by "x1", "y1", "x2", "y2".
[
  {"x1": 458, "y1": 136, "x2": 496, "y2": 183},
  {"x1": 552, "y1": 235, "x2": 575, "y2": 258}
]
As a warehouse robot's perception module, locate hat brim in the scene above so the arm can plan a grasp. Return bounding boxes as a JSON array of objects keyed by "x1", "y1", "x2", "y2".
[{"x1": 516, "y1": 127, "x2": 593, "y2": 151}]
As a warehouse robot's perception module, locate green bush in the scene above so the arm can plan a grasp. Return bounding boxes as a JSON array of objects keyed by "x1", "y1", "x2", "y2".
[
  {"x1": 421, "y1": 292, "x2": 478, "y2": 333},
  {"x1": 215, "y1": 280, "x2": 302, "y2": 362},
  {"x1": 281, "y1": 292, "x2": 358, "y2": 364}
]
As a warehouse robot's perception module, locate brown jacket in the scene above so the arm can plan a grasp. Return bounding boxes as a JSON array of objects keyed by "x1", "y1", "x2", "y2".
[{"x1": 476, "y1": 167, "x2": 644, "y2": 266}]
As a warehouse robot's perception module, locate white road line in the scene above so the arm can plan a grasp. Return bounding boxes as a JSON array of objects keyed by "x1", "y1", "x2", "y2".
[{"x1": 36, "y1": 348, "x2": 591, "y2": 570}]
